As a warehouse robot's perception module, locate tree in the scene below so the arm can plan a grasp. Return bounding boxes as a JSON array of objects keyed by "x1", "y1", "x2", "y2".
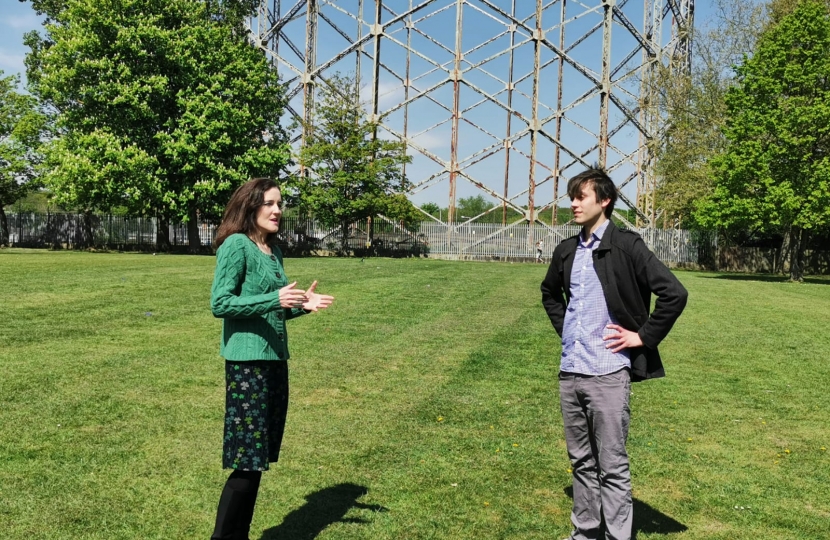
[
  {"x1": 0, "y1": 71, "x2": 46, "y2": 246},
  {"x1": 25, "y1": 0, "x2": 291, "y2": 249},
  {"x1": 695, "y1": 0, "x2": 830, "y2": 281},
  {"x1": 297, "y1": 73, "x2": 414, "y2": 252},
  {"x1": 455, "y1": 195, "x2": 494, "y2": 221},
  {"x1": 384, "y1": 193, "x2": 424, "y2": 231},
  {"x1": 768, "y1": 0, "x2": 830, "y2": 25},
  {"x1": 420, "y1": 202, "x2": 441, "y2": 219},
  {"x1": 652, "y1": 0, "x2": 767, "y2": 226}
]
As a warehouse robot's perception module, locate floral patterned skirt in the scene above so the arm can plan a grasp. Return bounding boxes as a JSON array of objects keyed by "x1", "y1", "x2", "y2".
[{"x1": 222, "y1": 360, "x2": 289, "y2": 471}]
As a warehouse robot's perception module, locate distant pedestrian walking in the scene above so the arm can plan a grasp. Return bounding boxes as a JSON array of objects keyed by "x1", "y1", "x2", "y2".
[
  {"x1": 209, "y1": 178, "x2": 334, "y2": 540},
  {"x1": 536, "y1": 240, "x2": 544, "y2": 263}
]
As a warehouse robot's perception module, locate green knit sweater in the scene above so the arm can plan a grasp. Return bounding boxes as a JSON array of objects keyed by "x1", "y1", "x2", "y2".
[{"x1": 210, "y1": 233, "x2": 306, "y2": 361}]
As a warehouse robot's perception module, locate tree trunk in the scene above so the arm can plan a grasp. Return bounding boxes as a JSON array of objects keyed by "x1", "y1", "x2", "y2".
[
  {"x1": 187, "y1": 203, "x2": 202, "y2": 252},
  {"x1": 156, "y1": 215, "x2": 170, "y2": 251},
  {"x1": 340, "y1": 219, "x2": 349, "y2": 255},
  {"x1": 788, "y1": 226, "x2": 804, "y2": 282},
  {"x1": 367, "y1": 215, "x2": 374, "y2": 255},
  {"x1": 0, "y1": 206, "x2": 9, "y2": 247},
  {"x1": 80, "y1": 211, "x2": 94, "y2": 248},
  {"x1": 776, "y1": 228, "x2": 792, "y2": 274}
]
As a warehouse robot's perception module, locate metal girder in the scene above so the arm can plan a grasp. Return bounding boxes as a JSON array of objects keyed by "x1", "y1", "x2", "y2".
[
  {"x1": 249, "y1": 0, "x2": 693, "y2": 229},
  {"x1": 612, "y1": 5, "x2": 655, "y2": 58},
  {"x1": 260, "y1": 0, "x2": 307, "y2": 43}
]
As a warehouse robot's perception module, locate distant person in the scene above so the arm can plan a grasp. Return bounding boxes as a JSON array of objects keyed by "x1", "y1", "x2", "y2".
[
  {"x1": 209, "y1": 178, "x2": 334, "y2": 540},
  {"x1": 540, "y1": 167, "x2": 687, "y2": 540},
  {"x1": 536, "y1": 240, "x2": 544, "y2": 263}
]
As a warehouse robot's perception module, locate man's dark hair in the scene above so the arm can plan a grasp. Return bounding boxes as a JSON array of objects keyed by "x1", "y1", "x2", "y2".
[{"x1": 567, "y1": 167, "x2": 617, "y2": 218}]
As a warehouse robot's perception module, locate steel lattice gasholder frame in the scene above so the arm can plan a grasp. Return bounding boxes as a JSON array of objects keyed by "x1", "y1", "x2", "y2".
[{"x1": 247, "y1": 0, "x2": 693, "y2": 237}]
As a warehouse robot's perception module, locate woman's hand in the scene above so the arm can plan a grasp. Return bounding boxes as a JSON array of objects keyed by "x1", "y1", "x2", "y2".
[
  {"x1": 302, "y1": 281, "x2": 334, "y2": 312},
  {"x1": 279, "y1": 282, "x2": 307, "y2": 309}
]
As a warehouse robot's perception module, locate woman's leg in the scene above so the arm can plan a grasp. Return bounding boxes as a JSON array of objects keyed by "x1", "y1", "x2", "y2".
[
  {"x1": 211, "y1": 470, "x2": 262, "y2": 540},
  {"x1": 214, "y1": 360, "x2": 287, "y2": 539}
]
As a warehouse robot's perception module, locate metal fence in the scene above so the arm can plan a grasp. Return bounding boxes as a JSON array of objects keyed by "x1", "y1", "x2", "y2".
[
  {"x1": 3, "y1": 213, "x2": 713, "y2": 265},
  {"x1": 5, "y1": 213, "x2": 201, "y2": 248},
  {"x1": 416, "y1": 222, "x2": 712, "y2": 264},
  {"x1": 5, "y1": 213, "x2": 158, "y2": 247}
]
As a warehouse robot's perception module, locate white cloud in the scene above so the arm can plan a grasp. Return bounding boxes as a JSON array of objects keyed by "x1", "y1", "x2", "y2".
[
  {"x1": 0, "y1": 50, "x2": 26, "y2": 76},
  {"x1": 409, "y1": 131, "x2": 448, "y2": 151},
  {"x1": 359, "y1": 80, "x2": 407, "y2": 110},
  {"x1": 375, "y1": 124, "x2": 449, "y2": 153},
  {"x1": 373, "y1": 122, "x2": 448, "y2": 153},
  {"x1": 2, "y1": 14, "x2": 42, "y2": 30}
]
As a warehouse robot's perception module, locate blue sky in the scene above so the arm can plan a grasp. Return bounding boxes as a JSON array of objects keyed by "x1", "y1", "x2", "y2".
[
  {"x1": 1, "y1": 0, "x2": 724, "y2": 214},
  {"x1": 0, "y1": 0, "x2": 44, "y2": 83},
  {"x1": 0, "y1": 0, "x2": 723, "y2": 84}
]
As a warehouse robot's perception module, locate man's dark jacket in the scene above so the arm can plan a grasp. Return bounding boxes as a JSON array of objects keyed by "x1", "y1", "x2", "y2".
[{"x1": 540, "y1": 221, "x2": 688, "y2": 382}]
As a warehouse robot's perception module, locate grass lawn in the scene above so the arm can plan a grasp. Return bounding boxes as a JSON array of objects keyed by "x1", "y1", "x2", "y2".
[{"x1": 1, "y1": 249, "x2": 828, "y2": 540}]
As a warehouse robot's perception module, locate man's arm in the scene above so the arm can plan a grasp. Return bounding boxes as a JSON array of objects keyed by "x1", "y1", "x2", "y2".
[
  {"x1": 604, "y1": 237, "x2": 688, "y2": 353},
  {"x1": 633, "y1": 237, "x2": 688, "y2": 349},
  {"x1": 540, "y1": 252, "x2": 567, "y2": 337}
]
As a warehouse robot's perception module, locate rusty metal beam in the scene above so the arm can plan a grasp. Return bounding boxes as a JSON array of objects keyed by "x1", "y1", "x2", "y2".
[
  {"x1": 553, "y1": 0, "x2": 566, "y2": 226},
  {"x1": 260, "y1": 0, "x2": 306, "y2": 43},
  {"x1": 300, "y1": 0, "x2": 317, "y2": 178},
  {"x1": 598, "y1": 0, "x2": 613, "y2": 167},
  {"x1": 447, "y1": 0, "x2": 463, "y2": 225},
  {"x1": 250, "y1": 0, "x2": 693, "y2": 232},
  {"x1": 527, "y1": 0, "x2": 542, "y2": 233},
  {"x1": 502, "y1": 0, "x2": 516, "y2": 226}
]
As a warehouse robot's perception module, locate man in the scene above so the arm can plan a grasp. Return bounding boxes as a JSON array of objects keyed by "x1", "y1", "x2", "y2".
[{"x1": 540, "y1": 167, "x2": 687, "y2": 540}]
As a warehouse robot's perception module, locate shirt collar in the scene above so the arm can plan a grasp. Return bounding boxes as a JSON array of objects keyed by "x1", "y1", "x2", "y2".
[{"x1": 579, "y1": 219, "x2": 610, "y2": 248}]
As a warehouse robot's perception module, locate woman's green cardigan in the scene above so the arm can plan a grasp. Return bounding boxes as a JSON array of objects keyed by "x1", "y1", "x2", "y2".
[{"x1": 210, "y1": 233, "x2": 306, "y2": 361}]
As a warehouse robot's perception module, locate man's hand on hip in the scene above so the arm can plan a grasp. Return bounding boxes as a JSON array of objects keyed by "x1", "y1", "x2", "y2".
[{"x1": 603, "y1": 324, "x2": 643, "y2": 353}]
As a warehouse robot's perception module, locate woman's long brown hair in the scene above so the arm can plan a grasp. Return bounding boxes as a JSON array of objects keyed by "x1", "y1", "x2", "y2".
[{"x1": 213, "y1": 178, "x2": 280, "y2": 249}]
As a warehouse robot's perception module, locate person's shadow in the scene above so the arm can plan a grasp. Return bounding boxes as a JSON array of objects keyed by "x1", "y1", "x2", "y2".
[
  {"x1": 564, "y1": 487, "x2": 687, "y2": 539},
  {"x1": 260, "y1": 483, "x2": 387, "y2": 540}
]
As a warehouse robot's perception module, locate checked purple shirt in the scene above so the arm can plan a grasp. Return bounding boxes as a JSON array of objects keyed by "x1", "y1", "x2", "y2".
[{"x1": 560, "y1": 220, "x2": 631, "y2": 376}]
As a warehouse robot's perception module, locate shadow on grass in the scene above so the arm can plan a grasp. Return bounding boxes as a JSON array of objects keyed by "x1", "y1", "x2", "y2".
[
  {"x1": 564, "y1": 486, "x2": 687, "y2": 538},
  {"x1": 260, "y1": 483, "x2": 387, "y2": 540},
  {"x1": 701, "y1": 273, "x2": 830, "y2": 284}
]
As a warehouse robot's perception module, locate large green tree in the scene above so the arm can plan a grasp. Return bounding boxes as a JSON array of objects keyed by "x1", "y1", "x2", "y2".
[
  {"x1": 297, "y1": 74, "x2": 415, "y2": 252},
  {"x1": 0, "y1": 71, "x2": 46, "y2": 246},
  {"x1": 25, "y1": 0, "x2": 291, "y2": 249},
  {"x1": 696, "y1": 0, "x2": 830, "y2": 281},
  {"x1": 651, "y1": 0, "x2": 767, "y2": 226}
]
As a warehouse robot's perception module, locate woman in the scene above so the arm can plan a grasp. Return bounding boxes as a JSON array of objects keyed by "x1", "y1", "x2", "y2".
[{"x1": 209, "y1": 178, "x2": 333, "y2": 540}]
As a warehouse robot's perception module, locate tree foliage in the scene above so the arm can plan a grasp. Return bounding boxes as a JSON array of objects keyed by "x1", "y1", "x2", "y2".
[
  {"x1": 25, "y1": 0, "x2": 291, "y2": 248},
  {"x1": 695, "y1": 0, "x2": 830, "y2": 281},
  {"x1": 0, "y1": 71, "x2": 46, "y2": 246},
  {"x1": 652, "y1": 0, "x2": 767, "y2": 226},
  {"x1": 768, "y1": 0, "x2": 830, "y2": 25},
  {"x1": 25, "y1": 0, "x2": 259, "y2": 26},
  {"x1": 297, "y1": 74, "x2": 415, "y2": 250},
  {"x1": 456, "y1": 195, "x2": 495, "y2": 221},
  {"x1": 420, "y1": 201, "x2": 441, "y2": 218}
]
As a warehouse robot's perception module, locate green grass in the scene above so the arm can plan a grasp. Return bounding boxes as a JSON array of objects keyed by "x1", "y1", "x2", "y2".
[{"x1": 1, "y1": 249, "x2": 828, "y2": 539}]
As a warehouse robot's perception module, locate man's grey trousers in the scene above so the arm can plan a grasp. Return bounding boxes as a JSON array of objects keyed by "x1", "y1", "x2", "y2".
[{"x1": 559, "y1": 368, "x2": 633, "y2": 540}]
